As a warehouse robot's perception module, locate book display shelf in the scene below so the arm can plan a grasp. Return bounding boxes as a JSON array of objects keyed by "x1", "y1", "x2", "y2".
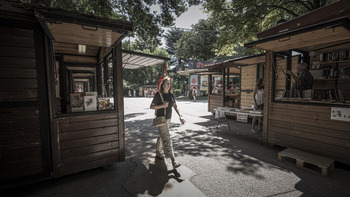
[
  {"x1": 309, "y1": 45, "x2": 350, "y2": 105},
  {"x1": 275, "y1": 44, "x2": 350, "y2": 106}
]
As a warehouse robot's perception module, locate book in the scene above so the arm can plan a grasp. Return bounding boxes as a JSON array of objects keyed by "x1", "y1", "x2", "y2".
[{"x1": 84, "y1": 96, "x2": 97, "y2": 111}]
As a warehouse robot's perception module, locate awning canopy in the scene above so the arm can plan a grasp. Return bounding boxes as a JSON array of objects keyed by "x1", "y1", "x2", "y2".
[
  {"x1": 206, "y1": 59, "x2": 239, "y2": 71},
  {"x1": 31, "y1": 5, "x2": 168, "y2": 73},
  {"x1": 228, "y1": 54, "x2": 266, "y2": 66},
  {"x1": 177, "y1": 69, "x2": 219, "y2": 76},
  {"x1": 177, "y1": 54, "x2": 267, "y2": 76},
  {"x1": 122, "y1": 50, "x2": 170, "y2": 69},
  {"x1": 33, "y1": 7, "x2": 133, "y2": 48},
  {"x1": 245, "y1": 18, "x2": 350, "y2": 52}
]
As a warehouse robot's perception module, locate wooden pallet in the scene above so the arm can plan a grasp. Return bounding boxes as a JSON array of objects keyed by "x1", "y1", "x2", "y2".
[{"x1": 278, "y1": 148, "x2": 335, "y2": 176}]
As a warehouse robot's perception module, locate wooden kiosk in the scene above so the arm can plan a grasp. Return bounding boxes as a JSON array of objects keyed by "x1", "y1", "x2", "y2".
[
  {"x1": 0, "y1": 2, "x2": 133, "y2": 188},
  {"x1": 228, "y1": 54, "x2": 266, "y2": 109},
  {"x1": 206, "y1": 61, "x2": 240, "y2": 113},
  {"x1": 245, "y1": 0, "x2": 350, "y2": 165}
]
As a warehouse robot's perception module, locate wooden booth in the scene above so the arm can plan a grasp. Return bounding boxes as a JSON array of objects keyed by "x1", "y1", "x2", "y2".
[
  {"x1": 206, "y1": 61, "x2": 241, "y2": 113},
  {"x1": 0, "y1": 1, "x2": 133, "y2": 188},
  {"x1": 245, "y1": 0, "x2": 350, "y2": 165},
  {"x1": 227, "y1": 54, "x2": 266, "y2": 109}
]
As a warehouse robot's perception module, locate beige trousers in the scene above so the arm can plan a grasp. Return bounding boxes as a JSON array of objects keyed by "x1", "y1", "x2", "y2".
[{"x1": 156, "y1": 119, "x2": 174, "y2": 158}]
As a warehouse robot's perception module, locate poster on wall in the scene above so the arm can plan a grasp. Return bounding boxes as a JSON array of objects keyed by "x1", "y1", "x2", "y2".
[
  {"x1": 190, "y1": 75, "x2": 198, "y2": 86},
  {"x1": 200, "y1": 76, "x2": 208, "y2": 91}
]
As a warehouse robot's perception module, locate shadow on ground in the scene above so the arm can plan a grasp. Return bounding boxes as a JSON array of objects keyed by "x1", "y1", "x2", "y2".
[
  {"x1": 2, "y1": 156, "x2": 137, "y2": 197},
  {"x1": 123, "y1": 158, "x2": 183, "y2": 196},
  {"x1": 125, "y1": 110, "x2": 350, "y2": 197}
]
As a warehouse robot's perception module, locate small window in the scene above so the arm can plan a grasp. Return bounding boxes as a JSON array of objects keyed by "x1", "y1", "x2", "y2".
[
  {"x1": 211, "y1": 76, "x2": 223, "y2": 95},
  {"x1": 55, "y1": 50, "x2": 115, "y2": 114}
]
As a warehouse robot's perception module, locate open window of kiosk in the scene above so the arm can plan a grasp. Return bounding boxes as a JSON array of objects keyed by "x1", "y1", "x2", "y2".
[
  {"x1": 54, "y1": 50, "x2": 116, "y2": 114},
  {"x1": 273, "y1": 46, "x2": 350, "y2": 106}
]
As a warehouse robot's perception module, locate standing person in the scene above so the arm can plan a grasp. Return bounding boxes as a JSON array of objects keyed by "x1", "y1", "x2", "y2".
[
  {"x1": 192, "y1": 87, "x2": 197, "y2": 102},
  {"x1": 150, "y1": 76, "x2": 186, "y2": 169},
  {"x1": 251, "y1": 78, "x2": 264, "y2": 133},
  {"x1": 133, "y1": 89, "x2": 136, "y2": 97},
  {"x1": 286, "y1": 62, "x2": 313, "y2": 97},
  {"x1": 128, "y1": 89, "x2": 132, "y2": 97}
]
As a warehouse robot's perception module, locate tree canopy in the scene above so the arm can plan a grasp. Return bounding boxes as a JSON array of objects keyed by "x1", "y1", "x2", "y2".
[
  {"x1": 175, "y1": 19, "x2": 218, "y2": 61},
  {"x1": 202, "y1": 0, "x2": 338, "y2": 56}
]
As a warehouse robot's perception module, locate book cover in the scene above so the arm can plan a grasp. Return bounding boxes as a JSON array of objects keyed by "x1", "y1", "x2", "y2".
[
  {"x1": 70, "y1": 94, "x2": 83, "y2": 107},
  {"x1": 84, "y1": 96, "x2": 97, "y2": 111}
]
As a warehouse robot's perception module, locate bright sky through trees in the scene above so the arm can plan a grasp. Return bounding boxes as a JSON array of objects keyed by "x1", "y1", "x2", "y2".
[{"x1": 150, "y1": 4, "x2": 208, "y2": 47}]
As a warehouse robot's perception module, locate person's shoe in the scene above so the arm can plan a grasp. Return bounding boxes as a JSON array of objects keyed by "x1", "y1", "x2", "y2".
[
  {"x1": 172, "y1": 161, "x2": 181, "y2": 169},
  {"x1": 251, "y1": 129, "x2": 257, "y2": 133},
  {"x1": 156, "y1": 153, "x2": 164, "y2": 160}
]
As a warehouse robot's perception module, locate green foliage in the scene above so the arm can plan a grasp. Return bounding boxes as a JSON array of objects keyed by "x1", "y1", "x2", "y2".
[
  {"x1": 164, "y1": 28, "x2": 184, "y2": 56},
  {"x1": 202, "y1": 0, "x2": 337, "y2": 56},
  {"x1": 175, "y1": 19, "x2": 218, "y2": 61}
]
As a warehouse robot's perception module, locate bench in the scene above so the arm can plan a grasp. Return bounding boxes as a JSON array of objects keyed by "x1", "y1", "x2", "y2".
[{"x1": 278, "y1": 148, "x2": 335, "y2": 176}]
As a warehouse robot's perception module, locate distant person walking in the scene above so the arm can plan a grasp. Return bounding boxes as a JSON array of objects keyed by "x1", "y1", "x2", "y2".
[
  {"x1": 150, "y1": 76, "x2": 185, "y2": 169},
  {"x1": 192, "y1": 87, "x2": 197, "y2": 102}
]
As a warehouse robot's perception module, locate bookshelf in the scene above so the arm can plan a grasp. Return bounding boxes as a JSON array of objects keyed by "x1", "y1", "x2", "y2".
[
  {"x1": 309, "y1": 47, "x2": 350, "y2": 104},
  {"x1": 275, "y1": 45, "x2": 350, "y2": 105},
  {"x1": 320, "y1": 60, "x2": 350, "y2": 65}
]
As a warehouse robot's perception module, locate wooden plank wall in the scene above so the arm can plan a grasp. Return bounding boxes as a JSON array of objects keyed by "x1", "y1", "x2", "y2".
[
  {"x1": 258, "y1": 63, "x2": 264, "y2": 79},
  {"x1": 241, "y1": 65, "x2": 256, "y2": 109},
  {"x1": 267, "y1": 102, "x2": 350, "y2": 164},
  {"x1": 53, "y1": 113, "x2": 120, "y2": 177},
  {"x1": 266, "y1": 53, "x2": 350, "y2": 165},
  {"x1": 0, "y1": 26, "x2": 44, "y2": 181},
  {"x1": 209, "y1": 94, "x2": 223, "y2": 113}
]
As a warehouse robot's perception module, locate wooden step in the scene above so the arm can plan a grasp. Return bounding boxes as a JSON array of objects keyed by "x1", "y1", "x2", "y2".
[{"x1": 278, "y1": 148, "x2": 335, "y2": 176}]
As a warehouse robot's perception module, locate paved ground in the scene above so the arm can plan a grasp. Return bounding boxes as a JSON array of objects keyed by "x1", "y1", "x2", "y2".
[{"x1": 3, "y1": 97, "x2": 350, "y2": 197}]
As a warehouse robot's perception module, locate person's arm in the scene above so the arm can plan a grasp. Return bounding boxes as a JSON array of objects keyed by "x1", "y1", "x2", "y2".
[
  {"x1": 150, "y1": 93, "x2": 168, "y2": 109},
  {"x1": 286, "y1": 70, "x2": 301, "y2": 85},
  {"x1": 173, "y1": 102, "x2": 185, "y2": 124},
  {"x1": 150, "y1": 102, "x2": 168, "y2": 109}
]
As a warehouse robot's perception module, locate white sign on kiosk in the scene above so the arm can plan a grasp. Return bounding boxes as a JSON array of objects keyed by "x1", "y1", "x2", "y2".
[
  {"x1": 236, "y1": 113, "x2": 248, "y2": 122},
  {"x1": 331, "y1": 107, "x2": 350, "y2": 122}
]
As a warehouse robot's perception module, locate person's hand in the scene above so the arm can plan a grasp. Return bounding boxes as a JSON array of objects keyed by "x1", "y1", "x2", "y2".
[
  {"x1": 163, "y1": 102, "x2": 169, "y2": 108},
  {"x1": 180, "y1": 116, "x2": 186, "y2": 124},
  {"x1": 286, "y1": 70, "x2": 292, "y2": 75}
]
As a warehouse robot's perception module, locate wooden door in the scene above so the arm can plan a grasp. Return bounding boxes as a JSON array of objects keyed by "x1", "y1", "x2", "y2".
[{"x1": 0, "y1": 20, "x2": 51, "y2": 188}]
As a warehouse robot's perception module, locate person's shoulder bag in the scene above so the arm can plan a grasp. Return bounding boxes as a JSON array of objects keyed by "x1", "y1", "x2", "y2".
[{"x1": 153, "y1": 92, "x2": 167, "y2": 127}]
